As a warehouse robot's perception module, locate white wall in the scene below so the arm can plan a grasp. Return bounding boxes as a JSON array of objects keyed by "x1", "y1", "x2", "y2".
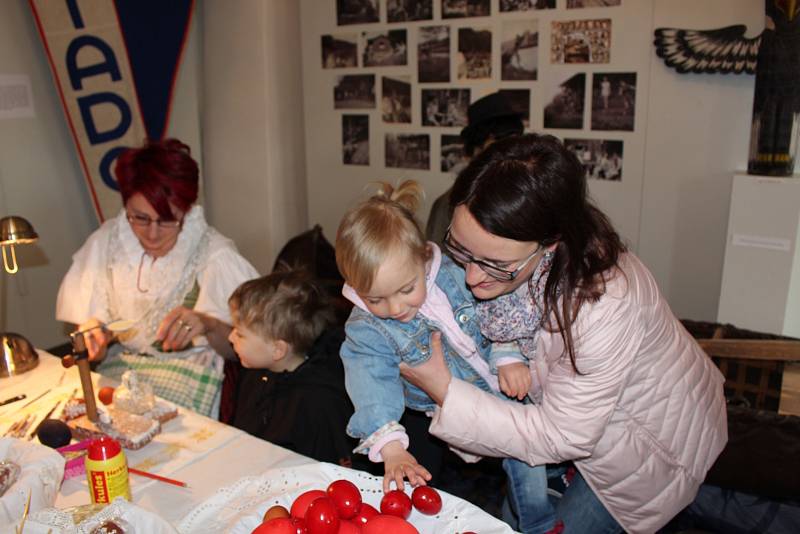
[
  {"x1": 202, "y1": 0, "x2": 309, "y2": 274},
  {"x1": 300, "y1": 0, "x2": 769, "y2": 322}
]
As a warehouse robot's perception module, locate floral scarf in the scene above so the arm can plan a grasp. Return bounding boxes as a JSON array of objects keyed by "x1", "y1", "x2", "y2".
[{"x1": 475, "y1": 250, "x2": 556, "y2": 360}]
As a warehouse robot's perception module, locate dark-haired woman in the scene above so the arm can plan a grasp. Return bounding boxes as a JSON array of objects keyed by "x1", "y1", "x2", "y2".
[
  {"x1": 57, "y1": 139, "x2": 258, "y2": 417},
  {"x1": 401, "y1": 134, "x2": 727, "y2": 533}
]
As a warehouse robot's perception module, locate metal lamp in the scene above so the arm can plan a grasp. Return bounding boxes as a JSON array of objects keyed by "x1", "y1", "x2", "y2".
[{"x1": 0, "y1": 216, "x2": 39, "y2": 377}]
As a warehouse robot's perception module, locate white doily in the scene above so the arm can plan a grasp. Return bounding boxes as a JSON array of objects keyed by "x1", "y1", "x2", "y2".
[
  {"x1": 15, "y1": 498, "x2": 177, "y2": 534},
  {"x1": 177, "y1": 462, "x2": 516, "y2": 534},
  {"x1": 0, "y1": 437, "x2": 65, "y2": 528}
]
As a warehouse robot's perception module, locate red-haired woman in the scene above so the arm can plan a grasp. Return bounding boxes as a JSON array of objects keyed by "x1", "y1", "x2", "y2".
[{"x1": 57, "y1": 139, "x2": 258, "y2": 418}]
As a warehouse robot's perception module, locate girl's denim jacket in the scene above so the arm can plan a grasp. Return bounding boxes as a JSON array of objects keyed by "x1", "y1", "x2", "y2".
[{"x1": 340, "y1": 254, "x2": 521, "y2": 443}]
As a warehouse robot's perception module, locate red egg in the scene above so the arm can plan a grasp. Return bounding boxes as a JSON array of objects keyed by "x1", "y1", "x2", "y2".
[
  {"x1": 264, "y1": 505, "x2": 291, "y2": 522},
  {"x1": 336, "y1": 519, "x2": 362, "y2": 533},
  {"x1": 305, "y1": 497, "x2": 340, "y2": 534},
  {"x1": 252, "y1": 517, "x2": 296, "y2": 534},
  {"x1": 380, "y1": 490, "x2": 412, "y2": 520},
  {"x1": 363, "y1": 515, "x2": 419, "y2": 534},
  {"x1": 350, "y1": 502, "x2": 378, "y2": 526},
  {"x1": 291, "y1": 517, "x2": 308, "y2": 534},
  {"x1": 411, "y1": 486, "x2": 442, "y2": 515},
  {"x1": 326, "y1": 479, "x2": 362, "y2": 519},
  {"x1": 290, "y1": 490, "x2": 327, "y2": 519},
  {"x1": 98, "y1": 386, "x2": 115, "y2": 405}
]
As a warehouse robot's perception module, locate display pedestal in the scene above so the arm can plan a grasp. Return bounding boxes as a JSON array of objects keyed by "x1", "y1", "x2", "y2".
[{"x1": 717, "y1": 173, "x2": 800, "y2": 337}]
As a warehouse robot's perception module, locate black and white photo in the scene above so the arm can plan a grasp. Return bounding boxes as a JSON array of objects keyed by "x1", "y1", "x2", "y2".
[
  {"x1": 321, "y1": 34, "x2": 358, "y2": 69},
  {"x1": 343, "y1": 115, "x2": 370, "y2": 165},
  {"x1": 334, "y1": 74, "x2": 376, "y2": 109},
  {"x1": 591, "y1": 72, "x2": 636, "y2": 131},
  {"x1": 363, "y1": 30, "x2": 408, "y2": 67},
  {"x1": 388, "y1": 0, "x2": 433, "y2": 22},
  {"x1": 567, "y1": 0, "x2": 621, "y2": 8},
  {"x1": 385, "y1": 134, "x2": 430, "y2": 169},
  {"x1": 422, "y1": 89, "x2": 470, "y2": 127},
  {"x1": 382, "y1": 76, "x2": 412, "y2": 123},
  {"x1": 337, "y1": 0, "x2": 379, "y2": 25},
  {"x1": 418, "y1": 26, "x2": 450, "y2": 83},
  {"x1": 551, "y1": 19, "x2": 611, "y2": 64},
  {"x1": 498, "y1": 89, "x2": 531, "y2": 128},
  {"x1": 500, "y1": 0, "x2": 555, "y2": 11},
  {"x1": 442, "y1": 0, "x2": 491, "y2": 19},
  {"x1": 441, "y1": 134, "x2": 466, "y2": 173},
  {"x1": 501, "y1": 20, "x2": 538, "y2": 81},
  {"x1": 457, "y1": 27, "x2": 492, "y2": 80},
  {"x1": 564, "y1": 138, "x2": 623, "y2": 180},
  {"x1": 544, "y1": 73, "x2": 585, "y2": 129}
]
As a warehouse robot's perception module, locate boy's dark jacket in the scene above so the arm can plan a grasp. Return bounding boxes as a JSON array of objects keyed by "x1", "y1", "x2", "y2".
[{"x1": 232, "y1": 327, "x2": 357, "y2": 465}]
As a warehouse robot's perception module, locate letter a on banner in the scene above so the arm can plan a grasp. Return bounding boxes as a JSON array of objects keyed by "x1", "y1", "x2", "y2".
[{"x1": 29, "y1": 0, "x2": 194, "y2": 222}]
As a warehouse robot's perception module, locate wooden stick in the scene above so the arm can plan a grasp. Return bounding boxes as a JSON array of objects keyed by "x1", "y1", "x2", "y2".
[{"x1": 128, "y1": 467, "x2": 188, "y2": 488}]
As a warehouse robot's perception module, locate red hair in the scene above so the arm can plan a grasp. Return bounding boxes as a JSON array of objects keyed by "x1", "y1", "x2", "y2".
[{"x1": 115, "y1": 138, "x2": 199, "y2": 220}]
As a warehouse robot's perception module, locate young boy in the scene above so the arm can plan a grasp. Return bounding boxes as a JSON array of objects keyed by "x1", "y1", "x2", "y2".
[{"x1": 228, "y1": 270, "x2": 357, "y2": 466}]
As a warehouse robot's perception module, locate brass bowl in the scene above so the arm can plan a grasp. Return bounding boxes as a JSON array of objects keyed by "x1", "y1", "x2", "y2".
[{"x1": 0, "y1": 333, "x2": 39, "y2": 377}]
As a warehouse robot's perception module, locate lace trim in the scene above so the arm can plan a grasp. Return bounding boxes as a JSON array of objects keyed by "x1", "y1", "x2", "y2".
[{"x1": 353, "y1": 421, "x2": 408, "y2": 459}]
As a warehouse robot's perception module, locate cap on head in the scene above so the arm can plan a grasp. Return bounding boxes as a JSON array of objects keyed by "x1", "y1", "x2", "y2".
[{"x1": 460, "y1": 92, "x2": 523, "y2": 140}]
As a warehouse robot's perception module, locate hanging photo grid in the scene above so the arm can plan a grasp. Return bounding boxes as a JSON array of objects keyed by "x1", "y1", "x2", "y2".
[{"x1": 327, "y1": 1, "x2": 634, "y2": 180}]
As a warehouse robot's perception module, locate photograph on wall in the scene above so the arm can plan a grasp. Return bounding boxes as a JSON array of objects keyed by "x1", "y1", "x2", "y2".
[
  {"x1": 442, "y1": 0, "x2": 491, "y2": 19},
  {"x1": 343, "y1": 115, "x2": 370, "y2": 165},
  {"x1": 500, "y1": 0, "x2": 555, "y2": 11},
  {"x1": 591, "y1": 72, "x2": 636, "y2": 131},
  {"x1": 422, "y1": 89, "x2": 470, "y2": 127},
  {"x1": 385, "y1": 133, "x2": 430, "y2": 169},
  {"x1": 441, "y1": 134, "x2": 467, "y2": 173},
  {"x1": 551, "y1": 19, "x2": 611, "y2": 64},
  {"x1": 564, "y1": 138, "x2": 623, "y2": 181},
  {"x1": 334, "y1": 74, "x2": 376, "y2": 109},
  {"x1": 501, "y1": 20, "x2": 539, "y2": 81},
  {"x1": 363, "y1": 30, "x2": 408, "y2": 67},
  {"x1": 567, "y1": 0, "x2": 621, "y2": 7},
  {"x1": 388, "y1": 0, "x2": 433, "y2": 22},
  {"x1": 498, "y1": 89, "x2": 531, "y2": 128},
  {"x1": 418, "y1": 26, "x2": 450, "y2": 83},
  {"x1": 382, "y1": 76, "x2": 412, "y2": 123},
  {"x1": 322, "y1": 34, "x2": 358, "y2": 69},
  {"x1": 457, "y1": 27, "x2": 492, "y2": 80},
  {"x1": 337, "y1": 0, "x2": 379, "y2": 25},
  {"x1": 543, "y1": 73, "x2": 585, "y2": 129}
]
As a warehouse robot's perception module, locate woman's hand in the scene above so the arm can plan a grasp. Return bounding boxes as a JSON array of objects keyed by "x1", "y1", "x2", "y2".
[
  {"x1": 77, "y1": 318, "x2": 113, "y2": 362},
  {"x1": 498, "y1": 362, "x2": 532, "y2": 401},
  {"x1": 156, "y1": 307, "x2": 206, "y2": 351},
  {"x1": 399, "y1": 332, "x2": 452, "y2": 406},
  {"x1": 380, "y1": 440, "x2": 431, "y2": 493}
]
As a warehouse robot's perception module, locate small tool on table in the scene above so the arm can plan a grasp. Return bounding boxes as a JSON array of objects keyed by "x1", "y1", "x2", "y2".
[{"x1": 0, "y1": 394, "x2": 25, "y2": 407}]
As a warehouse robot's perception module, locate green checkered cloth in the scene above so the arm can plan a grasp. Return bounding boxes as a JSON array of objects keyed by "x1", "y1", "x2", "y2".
[{"x1": 97, "y1": 351, "x2": 222, "y2": 417}]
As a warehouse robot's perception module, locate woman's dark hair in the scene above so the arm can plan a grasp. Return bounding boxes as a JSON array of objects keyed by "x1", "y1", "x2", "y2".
[
  {"x1": 451, "y1": 133, "x2": 626, "y2": 372},
  {"x1": 115, "y1": 138, "x2": 199, "y2": 220}
]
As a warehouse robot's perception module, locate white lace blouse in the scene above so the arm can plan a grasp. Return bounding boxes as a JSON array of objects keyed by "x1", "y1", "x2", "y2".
[{"x1": 56, "y1": 205, "x2": 259, "y2": 362}]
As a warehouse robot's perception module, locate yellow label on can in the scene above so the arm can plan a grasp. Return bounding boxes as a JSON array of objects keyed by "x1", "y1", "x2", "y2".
[{"x1": 85, "y1": 450, "x2": 131, "y2": 503}]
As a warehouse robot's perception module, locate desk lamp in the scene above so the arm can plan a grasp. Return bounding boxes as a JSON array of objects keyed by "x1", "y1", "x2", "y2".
[{"x1": 0, "y1": 215, "x2": 40, "y2": 377}]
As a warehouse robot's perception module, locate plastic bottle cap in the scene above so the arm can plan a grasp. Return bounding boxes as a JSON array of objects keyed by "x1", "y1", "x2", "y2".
[{"x1": 87, "y1": 436, "x2": 122, "y2": 460}]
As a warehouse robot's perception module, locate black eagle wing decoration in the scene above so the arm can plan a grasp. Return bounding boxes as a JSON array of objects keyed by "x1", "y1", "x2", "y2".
[{"x1": 654, "y1": 25, "x2": 761, "y2": 74}]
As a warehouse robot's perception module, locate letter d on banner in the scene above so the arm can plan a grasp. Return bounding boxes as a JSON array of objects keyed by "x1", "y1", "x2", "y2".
[{"x1": 29, "y1": 0, "x2": 147, "y2": 222}]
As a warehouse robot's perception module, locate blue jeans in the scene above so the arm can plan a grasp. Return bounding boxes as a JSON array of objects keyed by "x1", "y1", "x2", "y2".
[
  {"x1": 556, "y1": 471, "x2": 622, "y2": 534},
  {"x1": 502, "y1": 458, "x2": 556, "y2": 534}
]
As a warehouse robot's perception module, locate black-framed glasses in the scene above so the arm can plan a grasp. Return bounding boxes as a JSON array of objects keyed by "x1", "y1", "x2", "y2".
[
  {"x1": 443, "y1": 229, "x2": 541, "y2": 282},
  {"x1": 126, "y1": 213, "x2": 183, "y2": 229}
]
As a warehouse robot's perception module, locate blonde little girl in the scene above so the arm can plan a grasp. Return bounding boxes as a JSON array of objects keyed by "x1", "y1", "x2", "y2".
[{"x1": 336, "y1": 181, "x2": 556, "y2": 534}]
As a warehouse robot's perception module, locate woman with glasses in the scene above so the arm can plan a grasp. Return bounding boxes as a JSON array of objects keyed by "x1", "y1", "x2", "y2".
[
  {"x1": 56, "y1": 138, "x2": 258, "y2": 418},
  {"x1": 402, "y1": 134, "x2": 728, "y2": 533}
]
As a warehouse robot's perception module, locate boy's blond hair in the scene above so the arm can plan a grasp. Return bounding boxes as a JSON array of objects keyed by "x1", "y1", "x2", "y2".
[
  {"x1": 228, "y1": 270, "x2": 334, "y2": 354},
  {"x1": 336, "y1": 180, "x2": 430, "y2": 293}
]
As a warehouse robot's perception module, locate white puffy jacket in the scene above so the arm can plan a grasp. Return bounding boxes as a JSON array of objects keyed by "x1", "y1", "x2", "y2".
[{"x1": 430, "y1": 253, "x2": 727, "y2": 533}]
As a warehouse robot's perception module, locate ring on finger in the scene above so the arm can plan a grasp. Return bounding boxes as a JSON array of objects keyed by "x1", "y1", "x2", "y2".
[
  {"x1": 183, "y1": 322, "x2": 192, "y2": 332},
  {"x1": 177, "y1": 319, "x2": 186, "y2": 327}
]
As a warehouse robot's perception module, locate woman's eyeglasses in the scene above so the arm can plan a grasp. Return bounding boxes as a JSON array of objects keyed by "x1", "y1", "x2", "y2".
[
  {"x1": 126, "y1": 213, "x2": 182, "y2": 229},
  {"x1": 443, "y1": 229, "x2": 541, "y2": 282}
]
